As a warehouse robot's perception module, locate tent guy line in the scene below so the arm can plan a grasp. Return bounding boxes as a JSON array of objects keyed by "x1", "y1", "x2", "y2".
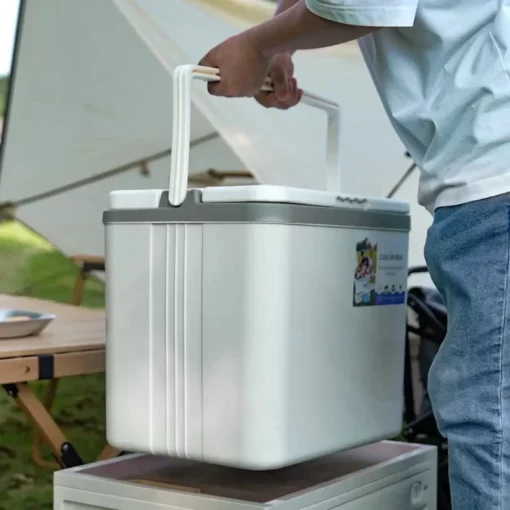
[
  {"x1": 0, "y1": 138, "x2": 416, "y2": 211},
  {"x1": 0, "y1": 0, "x2": 433, "y2": 286},
  {"x1": 386, "y1": 158, "x2": 417, "y2": 199},
  {"x1": 0, "y1": 132, "x2": 220, "y2": 209}
]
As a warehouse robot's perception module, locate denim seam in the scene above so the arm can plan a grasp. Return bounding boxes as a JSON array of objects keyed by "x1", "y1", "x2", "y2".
[{"x1": 499, "y1": 205, "x2": 510, "y2": 510}]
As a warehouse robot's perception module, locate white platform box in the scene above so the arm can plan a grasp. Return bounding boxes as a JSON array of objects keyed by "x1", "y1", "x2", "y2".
[{"x1": 53, "y1": 441, "x2": 437, "y2": 510}]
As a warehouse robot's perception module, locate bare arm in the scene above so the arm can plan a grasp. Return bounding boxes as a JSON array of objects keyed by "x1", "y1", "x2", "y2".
[
  {"x1": 247, "y1": 0, "x2": 377, "y2": 59},
  {"x1": 274, "y1": 0, "x2": 301, "y2": 55},
  {"x1": 198, "y1": 0, "x2": 417, "y2": 98}
]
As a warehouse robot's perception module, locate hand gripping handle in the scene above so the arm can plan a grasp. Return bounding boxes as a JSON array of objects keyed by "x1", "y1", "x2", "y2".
[{"x1": 169, "y1": 65, "x2": 341, "y2": 206}]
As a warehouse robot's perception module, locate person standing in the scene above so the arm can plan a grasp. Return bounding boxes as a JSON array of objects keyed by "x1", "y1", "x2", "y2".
[{"x1": 199, "y1": 1, "x2": 510, "y2": 509}]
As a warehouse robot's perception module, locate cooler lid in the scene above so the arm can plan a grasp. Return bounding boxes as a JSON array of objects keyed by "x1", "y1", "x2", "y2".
[
  {"x1": 202, "y1": 185, "x2": 409, "y2": 214},
  {"x1": 109, "y1": 185, "x2": 410, "y2": 215}
]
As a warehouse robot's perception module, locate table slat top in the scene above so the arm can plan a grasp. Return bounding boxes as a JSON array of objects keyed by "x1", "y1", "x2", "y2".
[{"x1": 0, "y1": 295, "x2": 105, "y2": 359}]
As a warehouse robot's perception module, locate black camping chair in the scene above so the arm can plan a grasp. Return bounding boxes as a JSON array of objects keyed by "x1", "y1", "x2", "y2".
[
  {"x1": 401, "y1": 266, "x2": 451, "y2": 510},
  {"x1": 403, "y1": 266, "x2": 446, "y2": 432}
]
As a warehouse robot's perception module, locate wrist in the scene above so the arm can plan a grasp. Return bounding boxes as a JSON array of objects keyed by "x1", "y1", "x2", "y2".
[{"x1": 244, "y1": 27, "x2": 279, "y2": 60}]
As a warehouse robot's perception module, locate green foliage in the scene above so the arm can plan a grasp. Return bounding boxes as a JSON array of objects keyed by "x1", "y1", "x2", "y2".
[{"x1": 0, "y1": 75, "x2": 8, "y2": 117}]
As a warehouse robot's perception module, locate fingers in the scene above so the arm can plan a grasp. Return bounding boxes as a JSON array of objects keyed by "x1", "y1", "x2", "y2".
[
  {"x1": 199, "y1": 48, "x2": 302, "y2": 106},
  {"x1": 198, "y1": 53, "x2": 221, "y2": 95},
  {"x1": 255, "y1": 89, "x2": 302, "y2": 110},
  {"x1": 255, "y1": 92, "x2": 284, "y2": 108},
  {"x1": 255, "y1": 76, "x2": 302, "y2": 110},
  {"x1": 207, "y1": 81, "x2": 229, "y2": 97},
  {"x1": 270, "y1": 64, "x2": 290, "y2": 102},
  {"x1": 198, "y1": 50, "x2": 238, "y2": 97}
]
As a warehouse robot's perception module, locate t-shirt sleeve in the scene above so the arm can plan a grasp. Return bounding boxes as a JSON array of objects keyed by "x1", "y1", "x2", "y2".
[{"x1": 305, "y1": 0, "x2": 418, "y2": 27}]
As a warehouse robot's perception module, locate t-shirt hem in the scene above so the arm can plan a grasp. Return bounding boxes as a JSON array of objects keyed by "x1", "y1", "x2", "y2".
[
  {"x1": 428, "y1": 176, "x2": 510, "y2": 213},
  {"x1": 305, "y1": 0, "x2": 417, "y2": 27}
]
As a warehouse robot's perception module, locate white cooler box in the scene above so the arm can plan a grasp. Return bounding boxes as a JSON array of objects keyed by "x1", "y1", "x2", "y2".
[{"x1": 102, "y1": 66, "x2": 411, "y2": 470}]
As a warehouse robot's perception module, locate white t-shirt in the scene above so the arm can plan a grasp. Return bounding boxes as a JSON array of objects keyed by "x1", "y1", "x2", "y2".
[{"x1": 306, "y1": 0, "x2": 510, "y2": 212}]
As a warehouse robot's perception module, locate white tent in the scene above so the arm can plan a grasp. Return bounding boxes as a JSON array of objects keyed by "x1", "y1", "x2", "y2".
[{"x1": 0, "y1": 0, "x2": 433, "y2": 287}]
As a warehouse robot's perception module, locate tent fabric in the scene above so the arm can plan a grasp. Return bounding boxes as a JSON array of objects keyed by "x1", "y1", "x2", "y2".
[{"x1": 0, "y1": 0, "x2": 433, "y2": 287}]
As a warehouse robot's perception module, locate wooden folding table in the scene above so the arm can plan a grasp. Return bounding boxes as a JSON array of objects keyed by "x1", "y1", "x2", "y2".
[{"x1": 0, "y1": 294, "x2": 117, "y2": 469}]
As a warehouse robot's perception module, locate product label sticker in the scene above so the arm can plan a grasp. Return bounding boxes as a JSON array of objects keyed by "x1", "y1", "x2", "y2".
[{"x1": 353, "y1": 236, "x2": 407, "y2": 307}]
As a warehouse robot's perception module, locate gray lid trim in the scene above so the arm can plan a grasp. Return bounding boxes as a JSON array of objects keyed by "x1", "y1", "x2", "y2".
[{"x1": 103, "y1": 190, "x2": 411, "y2": 231}]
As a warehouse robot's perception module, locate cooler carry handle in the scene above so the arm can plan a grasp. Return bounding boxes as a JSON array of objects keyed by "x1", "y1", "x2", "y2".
[{"x1": 169, "y1": 64, "x2": 341, "y2": 206}]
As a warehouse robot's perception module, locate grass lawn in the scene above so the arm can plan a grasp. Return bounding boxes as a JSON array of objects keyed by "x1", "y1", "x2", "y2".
[
  {"x1": 0, "y1": 76, "x2": 8, "y2": 117},
  {"x1": 0, "y1": 220, "x2": 105, "y2": 510}
]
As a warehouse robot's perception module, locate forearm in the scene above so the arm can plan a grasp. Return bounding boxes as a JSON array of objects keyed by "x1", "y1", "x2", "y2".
[
  {"x1": 247, "y1": 0, "x2": 376, "y2": 58},
  {"x1": 274, "y1": 0, "x2": 301, "y2": 55}
]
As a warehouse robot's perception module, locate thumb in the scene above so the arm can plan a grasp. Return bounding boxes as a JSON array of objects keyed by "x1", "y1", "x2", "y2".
[
  {"x1": 270, "y1": 65, "x2": 289, "y2": 101},
  {"x1": 198, "y1": 52, "x2": 221, "y2": 96}
]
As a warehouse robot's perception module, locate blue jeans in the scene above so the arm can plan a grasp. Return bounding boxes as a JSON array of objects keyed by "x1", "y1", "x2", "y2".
[{"x1": 425, "y1": 192, "x2": 510, "y2": 510}]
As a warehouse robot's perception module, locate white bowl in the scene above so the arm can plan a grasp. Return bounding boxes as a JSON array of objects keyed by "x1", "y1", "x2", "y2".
[{"x1": 0, "y1": 308, "x2": 56, "y2": 339}]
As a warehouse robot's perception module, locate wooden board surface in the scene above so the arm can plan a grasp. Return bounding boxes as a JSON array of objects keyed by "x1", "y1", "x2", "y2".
[
  {"x1": 81, "y1": 442, "x2": 422, "y2": 504},
  {"x1": 0, "y1": 295, "x2": 105, "y2": 359}
]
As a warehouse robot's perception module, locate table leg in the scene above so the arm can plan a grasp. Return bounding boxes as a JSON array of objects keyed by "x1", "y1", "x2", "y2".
[
  {"x1": 70, "y1": 267, "x2": 87, "y2": 306},
  {"x1": 3, "y1": 383, "x2": 84, "y2": 468},
  {"x1": 97, "y1": 444, "x2": 122, "y2": 461},
  {"x1": 31, "y1": 379, "x2": 60, "y2": 469}
]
